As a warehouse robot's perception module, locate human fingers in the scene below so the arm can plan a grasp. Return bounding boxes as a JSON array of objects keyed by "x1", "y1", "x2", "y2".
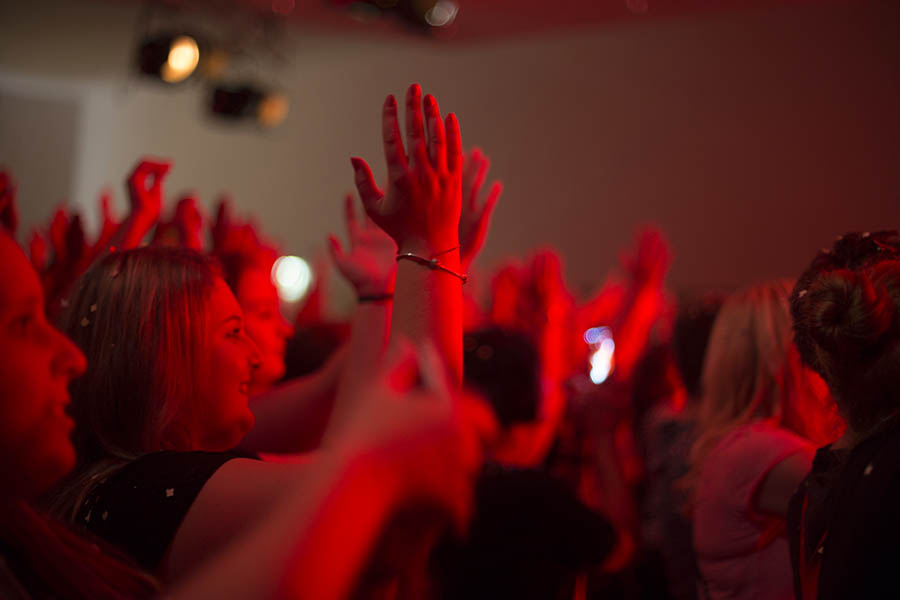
[
  {"x1": 382, "y1": 94, "x2": 408, "y2": 185},
  {"x1": 468, "y1": 154, "x2": 489, "y2": 209},
  {"x1": 350, "y1": 157, "x2": 384, "y2": 216},
  {"x1": 424, "y1": 94, "x2": 447, "y2": 171},
  {"x1": 29, "y1": 230, "x2": 48, "y2": 272},
  {"x1": 343, "y1": 193, "x2": 361, "y2": 240},
  {"x1": 404, "y1": 84, "x2": 429, "y2": 169},
  {"x1": 445, "y1": 113, "x2": 462, "y2": 173},
  {"x1": 327, "y1": 234, "x2": 346, "y2": 264}
]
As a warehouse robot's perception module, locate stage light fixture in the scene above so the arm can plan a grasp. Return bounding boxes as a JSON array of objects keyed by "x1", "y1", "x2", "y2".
[
  {"x1": 423, "y1": 0, "x2": 458, "y2": 27},
  {"x1": 210, "y1": 84, "x2": 289, "y2": 128},
  {"x1": 137, "y1": 34, "x2": 201, "y2": 84}
]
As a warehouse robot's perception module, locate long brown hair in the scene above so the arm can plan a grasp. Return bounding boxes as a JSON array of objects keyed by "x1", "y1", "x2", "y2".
[
  {"x1": 687, "y1": 281, "x2": 839, "y2": 488},
  {"x1": 47, "y1": 246, "x2": 218, "y2": 520}
]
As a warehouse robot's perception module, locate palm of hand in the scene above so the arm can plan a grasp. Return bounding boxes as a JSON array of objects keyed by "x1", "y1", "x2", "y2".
[
  {"x1": 127, "y1": 159, "x2": 171, "y2": 221},
  {"x1": 351, "y1": 85, "x2": 463, "y2": 255},
  {"x1": 330, "y1": 194, "x2": 398, "y2": 295}
]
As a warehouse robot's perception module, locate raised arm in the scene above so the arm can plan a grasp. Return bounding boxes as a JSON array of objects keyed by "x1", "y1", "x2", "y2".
[
  {"x1": 327, "y1": 193, "x2": 396, "y2": 400},
  {"x1": 107, "y1": 159, "x2": 170, "y2": 251},
  {"x1": 240, "y1": 194, "x2": 397, "y2": 454},
  {"x1": 351, "y1": 84, "x2": 465, "y2": 382}
]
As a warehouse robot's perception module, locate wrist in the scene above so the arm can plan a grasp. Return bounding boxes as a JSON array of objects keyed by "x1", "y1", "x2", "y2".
[
  {"x1": 355, "y1": 277, "x2": 396, "y2": 298},
  {"x1": 398, "y1": 236, "x2": 460, "y2": 258}
]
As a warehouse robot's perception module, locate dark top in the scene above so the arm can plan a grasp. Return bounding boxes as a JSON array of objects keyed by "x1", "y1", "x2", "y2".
[
  {"x1": 787, "y1": 420, "x2": 900, "y2": 600},
  {"x1": 75, "y1": 449, "x2": 258, "y2": 571},
  {"x1": 430, "y1": 463, "x2": 615, "y2": 600}
]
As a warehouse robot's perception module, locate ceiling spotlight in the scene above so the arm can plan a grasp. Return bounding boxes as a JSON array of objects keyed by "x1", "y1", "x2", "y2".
[
  {"x1": 137, "y1": 34, "x2": 201, "y2": 84},
  {"x1": 424, "y1": 0, "x2": 458, "y2": 27},
  {"x1": 257, "y1": 92, "x2": 289, "y2": 128},
  {"x1": 210, "y1": 84, "x2": 289, "y2": 128}
]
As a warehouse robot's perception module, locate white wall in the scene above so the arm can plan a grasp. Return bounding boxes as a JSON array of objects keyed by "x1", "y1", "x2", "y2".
[{"x1": 1, "y1": 0, "x2": 898, "y2": 300}]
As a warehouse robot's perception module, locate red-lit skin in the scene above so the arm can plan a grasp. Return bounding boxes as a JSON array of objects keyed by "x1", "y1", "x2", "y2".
[
  {"x1": 235, "y1": 266, "x2": 293, "y2": 394},
  {"x1": 458, "y1": 148, "x2": 502, "y2": 271},
  {"x1": 0, "y1": 234, "x2": 484, "y2": 600},
  {"x1": 101, "y1": 158, "x2": 171, "y2": 253},
  {"x1": 0, "y1": 234, "x2": 86, "y2": 501},
  {"x1": 352, "y1": 84, "x2": 465, "y2": 381},
  {"x1": 184, "y1": 278, "x2": 261, "y2": 451},
  {"x1": 489, "y1": 263, "x2": 523, "y2": 328}
]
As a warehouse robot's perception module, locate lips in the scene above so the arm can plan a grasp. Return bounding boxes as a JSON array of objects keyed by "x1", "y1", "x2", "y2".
[
  {"x1": 49, "y1": 398, "x2": 75, "y2": 430},
  {"x1": 239, "y1": 381, "x2": 250, "y2": 396}
]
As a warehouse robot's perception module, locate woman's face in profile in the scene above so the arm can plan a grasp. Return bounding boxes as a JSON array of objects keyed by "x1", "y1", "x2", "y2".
[
  {"x1": 0, "y1": 235, "x2": 86, "y2": 499},
  {"x1": 188, "y1": 277, "x2": 261, "y2": 451},
  {"x1": 235, "y1": 266, "x2": 293, "y2": 391}
]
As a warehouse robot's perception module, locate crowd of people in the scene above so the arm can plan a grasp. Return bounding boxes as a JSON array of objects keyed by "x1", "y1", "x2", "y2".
[{"x1": 1, "y1": 84, "x2": 898, "y2": 600}]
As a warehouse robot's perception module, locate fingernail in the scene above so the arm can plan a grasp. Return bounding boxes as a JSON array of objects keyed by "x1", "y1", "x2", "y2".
[
  {"x1": 409, "y1": 83, "x2": 421, "y2": 98},
  {"x1": 350, "y1": 157, "x2": 361, "y2": 169}
]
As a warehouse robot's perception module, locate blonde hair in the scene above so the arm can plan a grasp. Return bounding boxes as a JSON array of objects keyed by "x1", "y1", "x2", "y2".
[{"x1": 687, "y1": 280, "x2": 838, "y2": 488}]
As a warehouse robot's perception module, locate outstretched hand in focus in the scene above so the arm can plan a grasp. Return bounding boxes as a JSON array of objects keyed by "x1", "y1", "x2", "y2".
[{"x1": 351, "y1": 84, "x2": 462, "y2": 257}]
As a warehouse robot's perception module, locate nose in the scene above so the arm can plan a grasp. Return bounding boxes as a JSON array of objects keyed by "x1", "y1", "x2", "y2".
[
  {"x1": 280, "y1": 315, "x2": 295, "y2": 340},
  {"x1": 244, "y1": 335, "x2": 262, "y2": 371},
  {"x1": 50, "y1": 327, "x2": 87, "y2": 381}
]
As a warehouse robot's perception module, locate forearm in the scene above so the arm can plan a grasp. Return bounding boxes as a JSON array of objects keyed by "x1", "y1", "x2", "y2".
[
  {"x1": 333, "y1": 300, "x2": 392, "y2": 407},
  {"x1": 107, "y1": 213, "x2": 156, "y2": 251},
  {"x1": 168, "y1": 453, "x2": 398, "y2": 600},
  {"x1": 242, "y1": 347, "x2": 348, "y2": 453},
  {"x1": 611, "y1": 284, "x2": 661, "y2": 381},
  {"x1": 390, "y1": 250, "x2": 463, "y2": 384}
]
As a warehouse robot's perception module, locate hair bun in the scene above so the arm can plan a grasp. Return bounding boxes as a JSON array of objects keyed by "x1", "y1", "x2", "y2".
[{"x1": 806, "y1": 269, "x2": 894, "y2": 355}]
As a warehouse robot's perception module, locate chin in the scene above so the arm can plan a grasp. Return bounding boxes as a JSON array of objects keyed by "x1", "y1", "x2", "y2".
[
  {"x1": 24, "y1": 446, "x2": 76, "y2": 499},
  {"x1": 207, "y1": 411, "x2": 256, "y2": 451}
]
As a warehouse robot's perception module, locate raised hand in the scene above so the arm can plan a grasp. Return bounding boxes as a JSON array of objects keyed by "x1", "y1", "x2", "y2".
[
  {"x1": 211, "y1": 195, "x2": 235, "y2": 254},
  {"x1": 126, "y1": 158, "x2": 171, "y2": 226},
  {"x1": 458, "y1": 148, "x2": 502, "y2": 270},
  {"x1": 28, "y1": 229, "x2": 49, "y2": 272},
  {"x1": 620, "y1": 227, "x2": 671, "y2": 290},
  {"x1": 328, "y1": 194, "x2": 398, "y2": 297},
  {"x1": 93, "y1": 189, "x2": 119, "y2": 251},
  {"x1": 173, "y1": 194, "x2": 205, "y2": 250},
  {"x1": 351, "y1": 84, "x2": 463, "y2": 256},
  {"x1": 48, "y1": 207, "x2": 70, "y2": 266}
]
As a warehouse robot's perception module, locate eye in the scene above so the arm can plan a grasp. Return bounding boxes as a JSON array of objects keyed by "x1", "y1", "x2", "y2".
[{"x1": 227, "y1": 326, "x2": 242, "y2": 339}]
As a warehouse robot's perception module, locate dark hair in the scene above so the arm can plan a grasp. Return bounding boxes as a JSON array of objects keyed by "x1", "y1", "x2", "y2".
[
  {"x1": 790, "y1": 231, "x2": 900, "y2": 431},
  {"x1": 671, "y1": 292, "x2": 725, "y2": 398},
  {"x1": 463, "y1": 327, "x2": 540, "y2": 428}
]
